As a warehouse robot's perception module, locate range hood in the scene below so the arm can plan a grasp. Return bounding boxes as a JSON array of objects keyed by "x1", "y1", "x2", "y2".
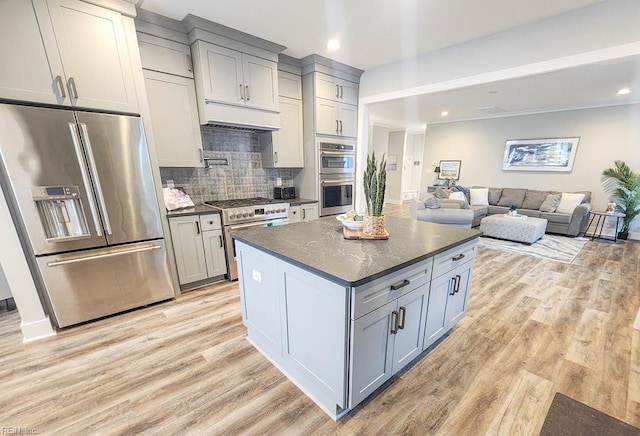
[{"x1": 200, "y1": 100, "x2": 281, "y2": 131}]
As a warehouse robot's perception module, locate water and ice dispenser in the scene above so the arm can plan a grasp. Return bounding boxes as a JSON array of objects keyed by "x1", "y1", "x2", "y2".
[{"x1": 31, "y1": 186, "x2": 90, "y2": 242}]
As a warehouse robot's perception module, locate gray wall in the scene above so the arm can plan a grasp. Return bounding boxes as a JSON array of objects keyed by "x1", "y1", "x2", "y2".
[
  {"x1": 160, "y1": 126, "x2": 294, "y2": 205},
  {"x1": 386, "y1": 131, "x2": 405, "y2": 203},
  {"x1": 421, "y1": 103, "x2": 640, "y2": 231}
]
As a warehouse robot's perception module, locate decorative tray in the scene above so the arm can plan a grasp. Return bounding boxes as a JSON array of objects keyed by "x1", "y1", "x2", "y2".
[{"x1": 343, "y1": 227, "x2": 389, "y2": 240}]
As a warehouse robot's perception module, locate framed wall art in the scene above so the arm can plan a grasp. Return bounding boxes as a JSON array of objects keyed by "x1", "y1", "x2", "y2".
[
  {"x1": 502, "y1": 137, "x2": 580, "y2": 172},
  {"x1": 438, "y1": 160, "x2": 461, "y2": 180}
]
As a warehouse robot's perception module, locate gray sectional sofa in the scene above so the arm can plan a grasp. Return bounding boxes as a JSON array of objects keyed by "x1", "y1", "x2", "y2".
[{"x1": 412, "y1": 186, "x2": 593, "y2": 236}]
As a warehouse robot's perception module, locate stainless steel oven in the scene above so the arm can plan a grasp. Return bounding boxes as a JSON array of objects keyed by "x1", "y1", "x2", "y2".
[
  {"x1": 320, "y1": 175, "x2": 355, "y2": 216},
  {"x1": 319, "y1": 141, "x2": 355, "y2": 175}
]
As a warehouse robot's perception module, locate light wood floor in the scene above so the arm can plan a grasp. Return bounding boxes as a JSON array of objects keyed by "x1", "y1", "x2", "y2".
[{"x1": 1, "y1": 206, "x2": 639, "y2": 435}]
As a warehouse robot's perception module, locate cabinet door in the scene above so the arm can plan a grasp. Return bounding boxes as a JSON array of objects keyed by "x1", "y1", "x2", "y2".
[
  {"x1": 196, "y1": 41, "x2": 244, "y2": 106},
  {"x1": 445, "y1": 261, "x2": 474, "y2": 328},
  {"x1": 0, "y1": 0, "x2": 67, "y2": 105},
  {"x1": 288, "y1": 205, "x2": 301, "y2": 223},
  {"x1": 315, "y1": 73, "x2": 340, "y2": 101},
  {"x1": 337, "y1": 80, "x2": 359, "y2": 105},
  {"x1": 392, "y1": 284, "x2": 429, "y2": 373},
  {"x1": 315, "y1": 98, "x2": 339, "y2": 136},
  {"x1": 138, "y1": 33, "x2": 193, "y2": 78},
  {"x1": 338, "y1": 103, "x2": 358, "y2": 138},
  {"x1": 270, "y1": 97, "x2": 303, "y2": 167},
  {"x1": 143, "y1": 70, "x2": 204, "y2": 167},
  {"x1": 278, "y1": 71, "x2": 302, "y2": 99},
  {"x1": 349, "y1": 300, "x2": 396, "y2": 408},
  {"x1": 169, "y1": 216, "x2": 208, "y2": 285},
  {"x1": 242, "y1": 54, "x2": 278, "y2": 112},
  {"x1": 423, "y1": 273, "x2": 452, "y2": 350},
  {"x1": 301, "y1": 203, "x2": 319, "y2": 222},
  {"x1": 45, "y1": 0, "x2": 138, "y2": 113},
  {"x1": 203, "y1": 229, "x2": 227, "y2": 278}
]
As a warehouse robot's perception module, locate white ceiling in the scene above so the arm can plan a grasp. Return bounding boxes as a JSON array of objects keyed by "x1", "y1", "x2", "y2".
[{"x1": 138, "y1": 0, "x2": 603, "y2": 71}]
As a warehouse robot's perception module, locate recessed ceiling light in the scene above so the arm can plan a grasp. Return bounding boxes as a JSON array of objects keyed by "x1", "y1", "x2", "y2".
[
  {"x1": 617, "y1": 87, "x2": 631, "y2": 95},
  {"x1": 441, "y1": 111, "x2": 449, "y2": 117},
  {"x1": 327, "y1": 39, "x2": 340, "y2": 51}
]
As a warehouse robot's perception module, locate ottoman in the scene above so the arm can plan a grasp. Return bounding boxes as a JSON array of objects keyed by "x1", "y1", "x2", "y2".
[{"x1": 480, "y1": 215, "x2": 548, "y2": 244}]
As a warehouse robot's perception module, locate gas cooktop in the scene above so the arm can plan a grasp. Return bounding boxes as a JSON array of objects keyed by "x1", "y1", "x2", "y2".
[
  {"x1": 204, "y1": 197, "x2": 283, "y2": 209},
  {"x1": 204, "y1": 197, "x2": 290, "y2": 224}
]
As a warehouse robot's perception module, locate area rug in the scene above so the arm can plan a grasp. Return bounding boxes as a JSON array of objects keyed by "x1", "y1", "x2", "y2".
[
  {"x1": 478, "y1": 234, "x2": 588, "y2": 263},
  {"x1": 540, "y1": 392, "x2": 640, "y2": 435}
]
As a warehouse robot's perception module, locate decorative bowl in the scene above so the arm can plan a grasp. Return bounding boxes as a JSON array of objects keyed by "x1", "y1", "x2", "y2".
[{"x1": 337, "y1": 214, "x2": 365, "y2": 230}]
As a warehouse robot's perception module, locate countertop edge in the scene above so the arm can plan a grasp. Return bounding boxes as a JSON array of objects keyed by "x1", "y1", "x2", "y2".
[
  {"x1": 233, "y1": 232, "x2": 481, "y2": 287},
  {"x1": 166, "y1": 205, "x2": 220, "y2": 217}
]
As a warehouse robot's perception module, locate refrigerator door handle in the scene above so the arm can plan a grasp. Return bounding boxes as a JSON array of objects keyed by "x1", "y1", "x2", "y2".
[
  {"x1": 68, "y1": 123, "x2": 102, "y2": 237},
  {"x1": 79, "y1": 123, "x2": 112, "y2": 235},
  {"x1": 47, "y1": 244, "x2": 162, "y2": 267}
]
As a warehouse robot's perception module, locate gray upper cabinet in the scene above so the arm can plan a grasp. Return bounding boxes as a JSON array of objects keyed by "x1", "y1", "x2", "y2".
[
  {"x1": 315, "y1": 72, "x2": 359, "y2": 105},
  {"x1": 137, "y1": 33, "x2": 194, "y2": 78},
  {"x1": 1, "y1": 0, "x2": 139, "y2": 113}
]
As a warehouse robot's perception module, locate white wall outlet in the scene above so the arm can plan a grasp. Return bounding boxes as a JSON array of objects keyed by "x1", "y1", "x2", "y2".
[
  {"x1": 276, "y1": 177, "x2": 282, "y2": 186},
  {"x1": 166, "y1": 179, "x2": 174, "y2": 188},
  {"x1": 252, "y1": 269, "x2": 262, "y2": 283}
]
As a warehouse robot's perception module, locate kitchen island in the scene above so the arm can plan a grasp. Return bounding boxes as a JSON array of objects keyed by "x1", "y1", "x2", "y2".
[{"x1": 232, "y1": 216, "x2": 481, "y2": 419}]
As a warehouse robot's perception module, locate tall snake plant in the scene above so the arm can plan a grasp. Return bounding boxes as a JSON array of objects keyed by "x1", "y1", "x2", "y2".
[{"x1": 364, "y1": 152, "x2": 387, "y2": 216}]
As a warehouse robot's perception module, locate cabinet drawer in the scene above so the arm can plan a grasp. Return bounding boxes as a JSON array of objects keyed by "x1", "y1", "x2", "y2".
[
  {"x1": 351, "y1": 258, "x2": 432, "y2": 320},
  {"x1": 200, "y1": 213, "x2": 221, "y2": 231},
  {"x1": 432, "y1": 239, "x2": 478, "y2": 279}
]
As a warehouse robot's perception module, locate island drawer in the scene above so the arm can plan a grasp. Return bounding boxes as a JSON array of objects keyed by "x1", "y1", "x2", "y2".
[
  {"x1": 432, "y1": 239, "x2": 478, "y2": 279},
  {"x1": 351, "y1": 258, "x2": 433, "y2": 320},
  {"x1": 200, "y1": 214, "x2": 222, "y2": 231}
]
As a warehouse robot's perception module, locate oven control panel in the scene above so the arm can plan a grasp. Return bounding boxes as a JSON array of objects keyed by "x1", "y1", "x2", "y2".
[{"x1": 225, "y1": 203, "x2": 289, "y2": 223}]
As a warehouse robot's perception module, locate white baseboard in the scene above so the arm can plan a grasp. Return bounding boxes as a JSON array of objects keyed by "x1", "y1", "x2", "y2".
[
  {"x1": 629, "y1": 231, "x2": 640, "y2": 241},
  {"x1": 385, "y1": 198, "x2": 403, "y2": 205},
  {"x1": 21, "y1": 316, "x2": 56, "y2": 343}
]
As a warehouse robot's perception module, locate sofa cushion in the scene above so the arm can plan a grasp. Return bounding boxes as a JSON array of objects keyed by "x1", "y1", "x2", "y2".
[
  {"x1": 556, "y1": 193, "x2": 585, "y2": 214},
  {"x1": 440, "y1": 199, "x2": 469, "y2": 209},
  {"x1": 470, "y1": 188, "x2": 489, "y2": 206},
  {"x1": 470, "y1": 205, "x2": 488, "y2": 218},
  {"x1": 488, "y1": 188, "x2": 503, "y2": 205},
  {"x1": 416, "y1": 208, "x2": 474, "y2": 226},
  {"x1": 573, "y1": 190, "x2": 592, "y2": 204},
  {"x1": 497, "y1": 188, "x2": 527, "y2": 208},
  {"x1": 518, "y1": 209, "x2": 542, "y2": 218},
  {"x1": 488, "y1": 205, "x2": 509, "y2": 214},
  {"x1": 522, "y1": 190, "x2": 550, "y2": 210},
  {"x1": 434, "y1": 187, "x2": 453, "y2": 199},
  {"x1": 449, "y1": 191, "x2": 467, "y2": 202},
  {"x1": 539, "y1": 212, "x2": 572, "y2": 224},
  {"x1": 539, "y1": 193, "x2": 561, "y2": 212},
  {"x1": 419, "y1": 193, "x2": 441, "y2": 209}
]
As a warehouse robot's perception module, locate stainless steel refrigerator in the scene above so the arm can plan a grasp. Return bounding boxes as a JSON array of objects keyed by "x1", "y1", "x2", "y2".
[{"x1": 0, "y1": 102, "x2": 174, "y2": 327}]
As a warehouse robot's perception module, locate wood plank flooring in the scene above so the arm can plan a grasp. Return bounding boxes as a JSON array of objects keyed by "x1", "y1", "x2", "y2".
[{"x1": 1, "y1": 206, "x2": 639, "y2": 434}]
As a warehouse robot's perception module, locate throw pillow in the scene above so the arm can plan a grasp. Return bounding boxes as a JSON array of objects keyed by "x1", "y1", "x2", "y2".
[
  {"x1": 470, "y1": 188, "x2": 489, "y2": 206},
  {"x1": 434, "y1": 187, "x2": 453, "y2": 199},
  {"x1": 522, "y1": 190, "x2": 550, "y2": 210},
  {"x1": 556, "y1": 192, "x2": 585, "y2": 214},
  {"x1": 497, "y1": 188, "x2": 527, "y2": 208},
  {"x1": 420, "y1": 193, "x2": 441, "y2": 209},
  {"x1": 572, "y1": 191, "x2": 592, "y2": 204},
  {"x1": 449, "y1": 191, "x2": 467, "y2": 202},
  {"x1": 539, "y1": 193, "x2": 561, "y2": 212},
  {"x1": 488, "y1": 188, "x2": 503, "y2": 205}
]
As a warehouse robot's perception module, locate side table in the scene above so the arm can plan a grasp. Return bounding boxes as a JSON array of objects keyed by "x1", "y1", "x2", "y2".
[{"x1": 585, "y1": 211, "x2": 625, "y2": 243}]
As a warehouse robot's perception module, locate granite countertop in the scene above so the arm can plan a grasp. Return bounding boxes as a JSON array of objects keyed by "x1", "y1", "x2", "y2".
[
  {"x1": 288, "y1": 198, "x2": 317, "y2": 206},
  {"x1": 231, "y1": 216, "x2": 481, "y2": 287},
  {"x1": 165, "y1": 205, "x2": 220, "y2": 217}
]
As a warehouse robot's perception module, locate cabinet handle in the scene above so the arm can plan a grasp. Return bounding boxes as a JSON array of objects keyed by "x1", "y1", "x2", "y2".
[
  {"x1": 302, "y1": 209, "x2": 306, "y2": 220},
  {"x1": 274, "y1": 151, "x2": 278, "y2": 163},
  {"x1": 219, "y1": 235, "x2": 223, "y2": 248},
  {"x1": 185, "y1": 54, "x2": 193, "y2": 72},
  {"x1": 336, "y1": 84, "x2": 340, "y2": 98},
  {"x1": 67, "y1": 77, "x2": 79, "y2": 99},
  {"x1": 245, "y1": 85, "x2": 250, "y2": 101},
  {"x1": 390, "y1": 310, "x2": 399, "y2": 334},
  {"x1": 54, "y1": 75, "x2": 66, "y2": 98},
  {"x1": 450, "y1": 277, "x2": 456, "y2": 295},
  {"x1": 339, "y1": 120, "x2": 343, "y2": 135},
  {"x1": 452, "y1": 253, "x2": 465, "y2": 261},
  {"x1": 390, "y1": 279, "x2": 410, "y2": 291},
  {"x1": 455, "y1": 274, "x2": 461, "y2": 293},
  {"x1": 199, "y1": 148, "x2": 203, "y2": 162},
  {"x1": 398, "y1": 306, "x2": 406, "y2": 330},
  {"x1": 195, "y1": 221, "x2": 200, "y2": 234},
  {"x1": 239, "y1": 84, "x2": 245, "y2": 100},
  {"x1": 340, "y1": 85, "x2": 343, "y2": 99},
  {"x1": 336, "y1": 120, "x2": 339, "y2": 134}
]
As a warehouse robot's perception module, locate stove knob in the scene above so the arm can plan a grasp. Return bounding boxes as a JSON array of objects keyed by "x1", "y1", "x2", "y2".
[
  {"x1": 266, "y1": 209, "x2": 272, "y2": 214},
  {"x1": 242, "y1": 211, "x2": 249, "y2": 217},
  {"x1": 229, "y1": 213, "x2": 236, "y2": 219},
  {"x1": 249, "y1": 211, "x2": 255, "y2": 217},
  {"x1": 280, "y1": 208, "x2": 285, "y2": 213}
]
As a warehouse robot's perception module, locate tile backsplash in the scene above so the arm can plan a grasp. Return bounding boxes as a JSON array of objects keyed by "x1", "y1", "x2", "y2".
[{"x1": 160, "y1": 126, "x2": 295, "y2": 205}]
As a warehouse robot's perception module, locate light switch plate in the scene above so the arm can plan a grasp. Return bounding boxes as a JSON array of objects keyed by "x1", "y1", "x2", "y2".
[{"x1": 252, "y1": 269, "x2": 262, "y2": 283}]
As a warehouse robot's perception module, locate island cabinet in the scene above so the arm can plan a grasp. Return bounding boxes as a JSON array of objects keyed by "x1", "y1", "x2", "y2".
[{"x1": 0, "y1": 0, "x2": 139, "y2": 113}]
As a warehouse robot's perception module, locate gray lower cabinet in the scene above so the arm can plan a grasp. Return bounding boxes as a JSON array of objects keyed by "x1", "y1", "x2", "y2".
[{"x1": 169, "y1": 214, "x2": 227, "y2": 287}]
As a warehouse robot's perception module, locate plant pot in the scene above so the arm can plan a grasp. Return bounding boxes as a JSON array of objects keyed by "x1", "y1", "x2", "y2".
[
  {"x1": 363, "y1": 214, "x2": 386, "y2": 236},
  {"x1": 617, "y1": 231, "x2": 629, "y2": 240}
]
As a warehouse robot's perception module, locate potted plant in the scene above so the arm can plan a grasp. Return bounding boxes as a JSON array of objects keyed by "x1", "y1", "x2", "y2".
[
  {"x1": 601, "y1": 160, "x2": 640, "y2": 240},
  {"x1": 508, "y1": 205, "x2": 518, "y2": 216},
  {"x1": 363, "y1": 152, "x2": 387, "y2": 236}
]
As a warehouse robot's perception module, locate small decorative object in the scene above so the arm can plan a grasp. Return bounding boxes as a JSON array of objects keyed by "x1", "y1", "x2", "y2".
[
  {"x1": 337, "y1": 210, "x2": 364, "y2": 230},
  {"x1": 502, "y1": 137, "x2": 579, "y2": 172},
  {"x1": 433, "y1": 166, "x2": 441, "y2": 185},
  {"x1": 601, "y1": 160, "x2": 640, "y2": 240},
  {"x1": 363, "y1": 152, "x2": 387, "y2": 237},
  {"x1": 438, "y1": 160, "x2": 461, "y2": 182},
  {"x1": 605, "y1": 202, "x2": 616, "y2": 213},
  {"x1": 508, "y1": 205, "x2": 518, "y2": 216}
]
